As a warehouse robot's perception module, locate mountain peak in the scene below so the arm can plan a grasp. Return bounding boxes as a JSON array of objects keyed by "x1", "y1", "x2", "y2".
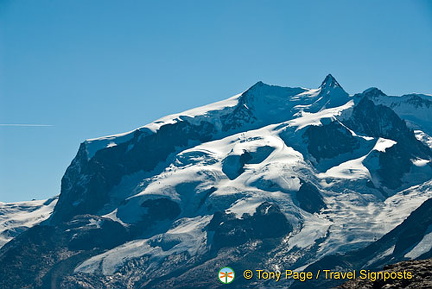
[
  {"x1": 320, "y1": 74, "x2": 342, "y2": 89},
  {"x1": 363, "y1": 87, "x2": 387, "y2": 98},
  {"x1": 315, "y1": 74, "x2": 350, "y2": 109},
  {"x1": 243, "y1": 81, "x2": 269, "y2": 94}
]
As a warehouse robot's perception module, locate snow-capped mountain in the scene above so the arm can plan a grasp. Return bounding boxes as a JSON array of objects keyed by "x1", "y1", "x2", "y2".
[
  {"x1": 361, "y1": 87, "x2": 432, "y2": 135},
  {"x1": 0, "y1": 75, "x2": 431, "y2": 289},
  {"x1": 0, "y1": 197, "x2": 57, "y2": 248}
]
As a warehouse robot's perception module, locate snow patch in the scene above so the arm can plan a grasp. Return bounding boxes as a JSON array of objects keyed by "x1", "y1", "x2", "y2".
[
  {"x1": 287, "y1": 100, "x2": 354, "y2": 130},
  {"x1": 404, "y1": 224, "x2": 432, "y2": 259},
  {"x1": 372, "y1": 138, "x2": 397, "y2": 152},
  {"x1": 412, "y1": 159, "x2": 430, "y2": 167}
]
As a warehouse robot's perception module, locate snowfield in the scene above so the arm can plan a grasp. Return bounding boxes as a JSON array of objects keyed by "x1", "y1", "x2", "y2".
[{"x1": 0, "y1": 197, "x2": 57, "y2": 248}]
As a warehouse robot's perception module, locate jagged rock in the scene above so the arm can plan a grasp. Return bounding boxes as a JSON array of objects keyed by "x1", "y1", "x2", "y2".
[
  {"x1": 296, "y1": 181, "x2": 326, "y2": 213},
  {"x1": 208, "y1": 202, "x2": 293, "y2": 250},
  {"x1": 338, "y1": 258, "x2": 432, "y2": 289}
]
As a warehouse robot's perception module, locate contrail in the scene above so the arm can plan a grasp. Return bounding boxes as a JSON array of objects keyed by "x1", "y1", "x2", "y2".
[{"x1": 0, "y1": 124, "x2": 54, "y2": 127}]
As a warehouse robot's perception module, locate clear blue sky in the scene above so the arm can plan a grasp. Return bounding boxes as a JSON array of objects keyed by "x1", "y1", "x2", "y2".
[{"x1": 1, "y1": 0, "x2": 431, "y2": 202}]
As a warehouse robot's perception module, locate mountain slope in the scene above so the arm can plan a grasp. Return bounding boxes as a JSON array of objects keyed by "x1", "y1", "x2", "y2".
[
  {"x1": 295, "y1": 195, "x2": 432, "y2": 289},
  {"x1": 0, "y1": 197, "x2": 57, "y2": 248},
  {"x1": 0, "y1": 75, "x2": 431, "y2": 289}
]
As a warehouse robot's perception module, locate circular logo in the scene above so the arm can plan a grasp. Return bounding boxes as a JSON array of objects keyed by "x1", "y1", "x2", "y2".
[{"x1": 218, "y1": 267, "x2": 235, "y2": 284}]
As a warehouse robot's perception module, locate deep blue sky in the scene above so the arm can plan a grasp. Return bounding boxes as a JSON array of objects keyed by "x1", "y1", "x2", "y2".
[{"x1": 1, "y1": 0, "x2": 431, "y2": 202}]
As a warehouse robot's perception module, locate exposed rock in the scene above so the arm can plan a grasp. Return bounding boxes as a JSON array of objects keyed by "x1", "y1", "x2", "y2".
[
  {"x1": 296, "y1": 181, "x2": 327, "y2": 214},
  {"x1": 338, "y1": 258, "x2": 432, "y2": 289},
  {"x1": 208, "y1": 202, "x2": 292, "y2": 250},
  {"x1": 0, "y1": 215, "x2": 128, "y2": 289},
  {"x1": 304, "y1": 121, "x2": 360, "y2": 162}
]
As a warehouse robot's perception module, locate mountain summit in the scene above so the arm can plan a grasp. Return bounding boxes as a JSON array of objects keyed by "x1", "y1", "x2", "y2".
[
  {"x1": 320, "y1": 73, "x2": 342, "y2": 89},
  {"x1": 0, "y1": 76, "x2": 431, "y2": 289},
  {"x1": 315, "y1": 74, "x2": 350, "y2": 109}
]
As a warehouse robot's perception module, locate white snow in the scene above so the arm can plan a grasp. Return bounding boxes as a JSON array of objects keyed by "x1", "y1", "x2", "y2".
[
  {"x1": 81, "y1": 80, "x2": 352, "y2": 161},
  {"x1": 318, "y1": 137, "x2": 396, "y2": 181},
  {"x1": 372, "y1": 138, "x2": 397, "y2": 152},
  {"x1": 226, "y1": 198, "x2": 262, "y2": 217},
  {"x1": 83, "y1": 94, "x2": 242, "y2": 160},
  {"x1": 404, "y1": 225, "x2": 432, "y2": 259},
  {"x1": 0, "y1": 197, "x2": 58, "y2": 248},
  {"x1": 75, "y1": 215, "x2": 211, "y2": 275},
  {"x1": 412, "y1": 159, "x2": 430, "y2": 167},
  {"x1": 286, "y1": 214, "x2": 331, "y2": 250},
  {"x1": 316, "y1": 180, "x2": 432, "y2": 259},
  {"x1": 287, "y1": 100, "x2": 354, "y2": 130},
  {"x1": 414, "y1": 130, "x2": 432, "y2": 148},
  {"x1": 144, "y1": 94, "x2": 241, "y2": 133},
  {"x1": 319, "y1": 156, "x2": 370, "y2": 180}
]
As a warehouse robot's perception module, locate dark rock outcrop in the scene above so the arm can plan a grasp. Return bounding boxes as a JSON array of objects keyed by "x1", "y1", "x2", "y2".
[
  {"x1": 304, "y1": 121, "x2": 360, "y2": 162},
  {"x1": 208, "y1": 202, "x2": 292, "y2": 250},
  {"x1": 338, "y1": 258, "x2": 432, "y2": 289},
  {"x1": 296, "y1": 181, "x2": 327, "y2": 214}
]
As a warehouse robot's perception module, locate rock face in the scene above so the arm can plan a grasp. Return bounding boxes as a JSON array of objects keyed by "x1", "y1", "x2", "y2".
[
  {"x1": 208, "y1": 202, "x2": 293, "y2": 250},
  {"x1": 0, "y1": 75, "x2": 431, "y2": 289},
  {"x1": 0, "y1": 215, "x2": 128, "y2": 289},
  {"x1": 296, "y1": 182, "x2": 326, "y2": 214},
  {"x1": 304, "y1": 121, "x2": 360, "y2": 161},
  {"x1": 52, "y1": 121, "x2": 218, "y2": 223},
  {"x1": 338, "y1": 258, "x2": 432, "y2": 289}
]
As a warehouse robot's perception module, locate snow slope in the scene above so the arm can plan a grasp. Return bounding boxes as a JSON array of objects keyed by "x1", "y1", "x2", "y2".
[{"x1": 0, "y1": 197, "x2": 57, "y2": 248}]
